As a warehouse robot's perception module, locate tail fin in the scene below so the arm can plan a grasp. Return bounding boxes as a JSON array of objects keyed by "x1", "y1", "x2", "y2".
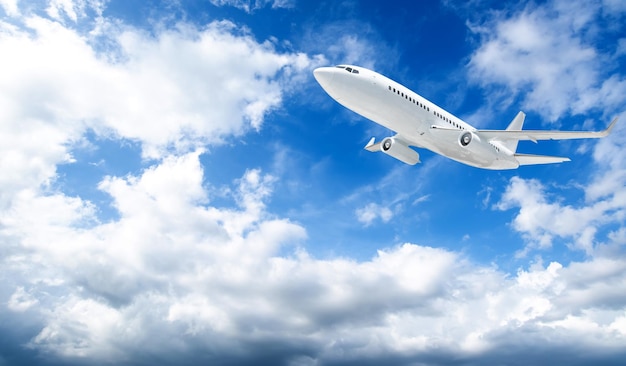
[{"x1": 502, "y1": 111, "x2": 526, "y2": 153}]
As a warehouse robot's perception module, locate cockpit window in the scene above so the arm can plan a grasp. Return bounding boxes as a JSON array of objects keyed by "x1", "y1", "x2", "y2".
[{"x1": 335, "y1": 65, "x2": 359, "y2": 74}]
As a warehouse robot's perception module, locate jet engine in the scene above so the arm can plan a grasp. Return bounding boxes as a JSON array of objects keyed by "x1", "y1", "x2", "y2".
[
  {"x1": 459, "y1": 131, "x2": 479, "y2": 147},
  {"x1": 380, "y1": 137, "x2": 420, "y2": 165},
  {"x1": 455, "y1": 130, "x2": 497, "y2": 167}
]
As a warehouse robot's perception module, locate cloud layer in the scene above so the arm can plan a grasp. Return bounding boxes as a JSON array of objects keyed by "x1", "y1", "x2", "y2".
[{"x1": 4, "y1": 151, "x2": 626, "y2": 365}]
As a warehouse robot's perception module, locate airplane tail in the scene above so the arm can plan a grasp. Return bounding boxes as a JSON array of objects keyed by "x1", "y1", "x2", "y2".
[
  {"x1": 502, "y1": 111, "x2": 526, "y2": 153},
  {"x1": 504, "y1": 111, "x2": 571, "y2": 166}
]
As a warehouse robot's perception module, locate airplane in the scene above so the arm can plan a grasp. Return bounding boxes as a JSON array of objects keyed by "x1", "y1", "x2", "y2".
[{"x1": 313, "y1": 65, "x2": 618, "y2": 170}]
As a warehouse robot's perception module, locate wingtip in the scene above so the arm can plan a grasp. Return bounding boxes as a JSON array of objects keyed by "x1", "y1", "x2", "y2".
[{"x1": 605, "y1": 115, "x2": 619, "y2": 135}]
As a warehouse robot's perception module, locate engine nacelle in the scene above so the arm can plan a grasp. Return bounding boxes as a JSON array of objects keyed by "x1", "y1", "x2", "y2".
[
  {"x1": 456, "y1": 130, "x2": 498, "y2": 167},
  {"x1": 459, "y1": 131, "x2": 480, "y2": 147},
  {"x1": 380, "y1": 137, "x2": 420, "y2": 165}
]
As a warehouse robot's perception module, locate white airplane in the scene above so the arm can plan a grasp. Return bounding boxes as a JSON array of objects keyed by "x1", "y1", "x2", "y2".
[{"x1": 313, "y1": 65, "x2": 618, "y2": 170}]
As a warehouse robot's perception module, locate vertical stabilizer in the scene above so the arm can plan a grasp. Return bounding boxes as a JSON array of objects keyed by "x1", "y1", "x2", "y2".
[{"x1": 502, "y1": 111, "x2": 525, "y2": 153}]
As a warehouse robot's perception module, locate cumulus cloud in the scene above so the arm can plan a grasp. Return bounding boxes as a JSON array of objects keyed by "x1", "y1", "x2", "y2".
[
  {"x1": 3, "y1": 157, "x2": 626, "y2": 364},
  {"x1": 0, "y1": 0, "x2": 19, "y2": 16},
  {"x1": 468, "y1": 0, "x2": 626, "y2": 122},
  {"x1": 2, "y1": 147, "x2": 624, "y2": 365},
  {"x1": 0, "y1": 1, "x2": 321, "y2": 222},
  {"x1": 497, "y1": 177, "x2": 595, "y2": 254},
  {"x1": 0, "y1": 8, "x2": 315, "y2": 210},
  {"x1": 495, "y1": 115, "x2": 626, "y2": 256}
]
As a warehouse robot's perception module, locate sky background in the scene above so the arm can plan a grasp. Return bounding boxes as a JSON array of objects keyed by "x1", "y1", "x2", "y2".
[{"x1": 0, "y1": 0, "x2": 625, "y2": 365}]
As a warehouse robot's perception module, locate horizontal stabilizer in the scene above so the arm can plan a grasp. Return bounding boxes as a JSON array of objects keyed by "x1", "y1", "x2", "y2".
[{"x1": 515, "y1": 153, "x2": 571, "y2": 166}]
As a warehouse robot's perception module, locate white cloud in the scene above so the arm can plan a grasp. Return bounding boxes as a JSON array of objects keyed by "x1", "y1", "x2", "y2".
[
  {"x1": 7, "y1": 287, "x2": 39, "y2": 312},
  {"x1": 29, "y1": 296, "x2": 125, "y2": 358},
  {"x1": 46, "y1": 0, "x2": 81, "y2": 21},
  {"x1": 210, "y1": 0, "x2": 295, "y2": 13},
  {"x1": 0, "y1": 0, "x2": 19, "y2": 16},
  {"x1": 496, "y1": 175, "x2": 625, "y2": 255},
  {"x1": 345, "y1": 163, "x2": 438, "y2": 229},
  {"x1": 0, "y1": 12, "x2": 314, "y2": 170},
  {"x1": 468, "y1": 0, "x2": 626, "y2": 121},
  {"x1": 495, "y1": 113, "x2": 626, "y2": 256},
  {"x1": 1, "y1": 148, "x2": 624, "y2": 364},
  {"x1": 0, "y1": 4, "x2": 317, "y2": 211},
  {"x1": 355, "y1": 202, "x2": 393, "y2": 226},
  {"x1": 588, "y1": 114, "x2": 626, "y2": 199}
]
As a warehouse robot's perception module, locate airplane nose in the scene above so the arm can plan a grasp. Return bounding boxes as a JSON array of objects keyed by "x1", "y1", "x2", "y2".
[{"x1": 313, "y1": 67, "x2": 335, "y2": 89}]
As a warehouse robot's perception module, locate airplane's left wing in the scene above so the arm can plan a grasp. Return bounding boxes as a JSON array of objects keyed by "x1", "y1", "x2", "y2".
[{"x1": 478, "y1": 116, "x2": 618, "y2": 142}]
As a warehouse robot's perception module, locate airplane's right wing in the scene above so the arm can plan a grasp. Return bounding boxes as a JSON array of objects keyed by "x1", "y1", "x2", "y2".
[{"x1": 478, "y1": 116, "x2": 618, "y2": 142}]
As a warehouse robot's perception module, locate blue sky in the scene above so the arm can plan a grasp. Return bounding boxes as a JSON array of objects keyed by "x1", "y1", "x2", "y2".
[{"x1": 1, "y1": 0, "x2": 625, "y2": 365}]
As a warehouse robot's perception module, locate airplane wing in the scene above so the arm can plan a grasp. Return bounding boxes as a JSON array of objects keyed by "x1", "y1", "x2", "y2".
[{"x1": 478, "y1": 116, "x2": 618, "y2": 142}]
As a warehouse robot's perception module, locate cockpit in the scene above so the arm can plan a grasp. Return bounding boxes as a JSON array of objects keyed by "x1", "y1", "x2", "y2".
[{"x1": 335, "y1": 65, "x2": 360, "y2": 74}]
